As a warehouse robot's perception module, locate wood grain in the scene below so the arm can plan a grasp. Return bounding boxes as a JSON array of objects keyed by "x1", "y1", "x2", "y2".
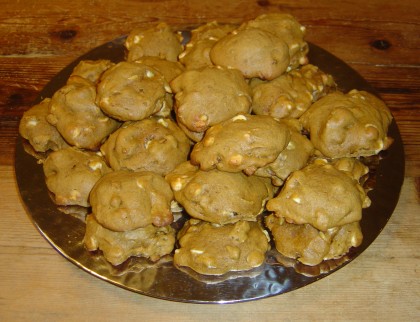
[{"x1": 0, "y1": 0, "x2": 419, "y2": 320}]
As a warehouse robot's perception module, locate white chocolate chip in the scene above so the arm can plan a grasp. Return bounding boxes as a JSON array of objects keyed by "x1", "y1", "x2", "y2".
[
  {"x1": 171, "y1": 178, "x2": 184, "y2": 191},
  {"x1": 88, "y1": 160, "x2": 103, "y2": 171},
  {"x1": 190, "y1": 249, "x2": 204, "y2": 254},
  {"x1": 157, "y1": 118, "x2": 169, "y2": 128},
  {"x1": 232, "y1": 114, "x2": 247, "y2": 121},
  {"x1": 145, "y1": 69, "x2": 155, "y2": 78},
  {"x1": 178, "y1": 51, "x2": 187, "y2": 59}
]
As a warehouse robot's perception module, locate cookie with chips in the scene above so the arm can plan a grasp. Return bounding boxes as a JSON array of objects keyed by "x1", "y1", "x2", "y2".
[
  {"x1": 190, "y1": 114, "x2": 290, "y2": 175},
  {"x1": 174, "y1": 219, "x2": 270, "y2": 275},
  {"x1": 43, "y1": 147, "x2": 111, "y2": 207},
  {"x1": 100, "y1": 117, "x2": 191, "y2": 175},
  {"x1": 84, "y1": 214, "x2": 175, "y2": 266},
  {"x1": 300, "y1": 90, "x2": 393, "y2": 158},
  {"x1": 166, "y1": 161, "x2": 274, "y2": 224}
]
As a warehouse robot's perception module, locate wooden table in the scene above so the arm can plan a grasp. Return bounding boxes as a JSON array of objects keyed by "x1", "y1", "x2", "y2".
[{"x1": 1, "y1": 1, "x2": 419, "y2": 320}]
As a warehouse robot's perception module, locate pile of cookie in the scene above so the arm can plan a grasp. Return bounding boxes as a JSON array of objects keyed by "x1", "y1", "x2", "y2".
[{"x1": 19, "y1": 13, "x2": 393, "y2": 275}]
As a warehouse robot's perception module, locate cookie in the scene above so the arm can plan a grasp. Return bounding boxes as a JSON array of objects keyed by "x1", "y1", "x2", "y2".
[
  {"x1": 266, "y1": 160, "x2": 371, "y2": 231},
  {"x1": 100, "y1": 117, "x2": 191, "y2": 175},
  {"x1": 240, "y1": 13, "x2": 308, "y2": 69},
  {"x1": 254, "y1": 121, "x2": 314, "y2": 186},
  {"x1": 43, "y1": 147, "x2": 111, "y2": 207},
  {"x1": 84, "y1": 214, "x2": 175, "y2": 266},
  {"x1": 19, "y1": 98, "x2": 69, "y2": 152},
  {"x1": 190, "y1": 114, "x2": 290, "y2": 175},
  {"x1": 166, "y1": 161, "x2": 274, "y2": 224},
  {"x1": 210, "y1": 27, "x2": 290, "y2": 80},
  {"x1": 170, "y1": 66, "x2": 252, "y2": 138},
  {"x1": 90, "y1": 170, "x2": 174, "y2": 231},
  {"x1": 265, "y1": 214, "x2": 362, "y2": 266},
  {"x1": 299, "y1": 90, "x2": 393, "y2": 158},
  {"x1": 124, "y1": 22, "x2": 183, "y2": 62},
  {"x1": 47, "y1": 76, "x2": 121, "y2": 150},
  {"x1": 174, "y1": 219, "x2": 270, "y2": 275},
  {"x1": 251, "y1": 64, "x2": 335, "y2": 118},
  {"x1": 70, "y1": 59, "x2": 114, "y2": 84},
  {"x1": 179, "y1": 21, "x2": 237, "y2": 70},
  {"x1": 96, "y1": 61, "x2": 172, "y2": 121},
  {"x1": 330, "y1": 157, "x2": 369, "y2": 182}
]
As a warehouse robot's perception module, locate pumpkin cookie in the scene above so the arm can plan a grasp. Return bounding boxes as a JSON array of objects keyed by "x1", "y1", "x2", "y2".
[
  {"x1": 90, "y1": 170, "x2": 174, "y2": 231},
  {"x1": 84, "y1": 214, "x2": 175, "y2": 266},
  {"x1": 70, "y1": 59, "x2": 114, "y2": 84},
  {"x1": 96, "y1": 61, "x2": 172, "y2": 121},
  {"x1": 174, "y1": 219, "x2": 270, "y2": 275},
  {"x1": 125, "y1": 22, "x2": 183, "y2": 62},
  {"x1": 210, "y1": 28, "x2": 290, "y2": 80},
  {"x1": 170, "y1": 66, "x2": 252, "y2": 140},
  {"x1": 251, "y1": 64, "x2": 335, "y2": 119},
  {"x1": 265, "y1": 214, "x2": 362, "y2": 266},
  {"x1": 190, "y1": 114, "x2": 290, "y2": 175},
  {"x1": 179, "y1": 21, "x2": 237, "y2": 70},
  {"x1": 47, "y1": 76, "x2": 121, "y2": 150},
  {"x1": 166, "y1": 161, "x2": 274, "y2": 224},
  {"x1": 300, "y1": 90, "x2": 393, "y2": 158},
  {"x1": 266, "y1": 160, "x2": 371, "y2": 231},
  {"x1": 241, "y1": 13, "x2": 308, "y2": 69},
  {"x1": 100, "y1": 117, "x2": 191, "y2": 175},
  {"x1": 43, "y1": 147, "x2": 111, "y2": 207},
  {"x1": 19, "y1": 98, "x2": 69, "y2": 153}
]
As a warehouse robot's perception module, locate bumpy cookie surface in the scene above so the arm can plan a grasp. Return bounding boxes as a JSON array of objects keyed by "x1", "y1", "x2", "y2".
[
  {"x1": 43, "y1": 147, "x2": 111, "y2": 207},
  {"x1": 251, "y1": 64, "x2": 335, "y2": 119},
  {"x1": 166, "y1": 162, "x2": 274, "y2": 224},
  {"x1": 210, "y1": 28, "x2": 290, "y2": 80},
  {"x1": 134, "y1": 56, "x2": 185, "y2": 83},
  {"x1": 241, "y1": 13, "x2": 308, "y2": 69},
  {"x1": 47, "y1": 76, "x2": 120, "y2": 150},
  {"x1": 84, "y1": 214, "x2": 175, "y2": 266},
  {"x1": 179, "y1": 22, "x2": 237, "y2": 70},
  {"x1": 254, "y1": 121, "x2": 314, "y2": 186},
  {"x1": 70, "y1": 59, "x2": 114, "y2": 84},
  {"x1": 266, "y1": 160, "x2": 370, "y2": 231},
  {"x1": 170, "y1": 66, "x2": 252, "y2": 138},
  {"x1": 125, "y1": 22, "x2": 183, "y2": 62},
  {"x1": 90, "y1": 171, "x2": 174, "y2": 231},
  {"x1": 190, "y1": 114, "x2": 290, "y2": 174},
  {"x1": 19, "y1": 98, "x2": 69, "y2": 152},
  {"x1": 100, "y1": 117, "x2": 191, "y2": 175},
  {"x1": 174, "y1": 219, "x2": 270, "y2": 275},
  {"x1": 265, "y1": 214, "x2": 362, "y2": 266},
  {"x1": 96, "y1": 61, "x2": 172, "y2": 121},
  {"x1": 300, "y1": 90, "x2": 393, "y2": 158}
]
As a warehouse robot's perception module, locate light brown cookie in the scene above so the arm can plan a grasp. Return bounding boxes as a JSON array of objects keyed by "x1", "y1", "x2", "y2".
[
  {"x1": 265, "y1": 214, "x2": 362, "y2": 266},
  {"x1": 179, "y1": 21, "x2": 237, "y2": 70},
  {"x1": 254, "y1": 121, "x2": 314, "y2": 186},
  {"x1": 84, "y1": 214, "x2": 175, "y2": 266},
  {"x1": 190, "y1": 114, "x2": 290, "y2": 175},
  {"x1": 240, "y1": 13, "x2": 308, "y2": 69},
  {"x1": 47, "y1": 76, "x2": 121, "y2": 150},
  {"x1": 174, "y1": 219, "x2": 270, "y2": 275},
  {"x1": 166, "y1": 161, "x2": 274, "y2": 224},
  {"x1": 43, "y1": 147, "x2": 111, "y2": 207},
  {"x1": 210, "y1": 27, "x2": 290, "y2": 80},
  {"x1": 330, "y1": 157, "x2": 369, "y2": 182},
  {"x1": 125, "y1": 22, "x2": 183, "y2": 62},
  {"x1": 266, "y1": 160, "x2": 371, "y2": 231},
  {"x1": 70, "y1": 59, "x2": 114, "y2": 84},
  {"x1": 300, "y1": 90, "x2": 393, "y2": 158},
  {"x1": 251, "y1": 64, "x2": 336, "y2": 118},
  {"x1": 96, "y1": 61, "x2": 172, "y2": 121},
  {"x1": 19, "y1": 98, "x2": 70, "y2": 153},
  {"x1": 100, "y1": 117, "x2": 191, "y2": 175},
  {"x1": 90, "y1": 170, "x2": 174, "y2": 231},
  {"x1": 170, "y1": 66, "x2": 252, "y2": 139}
]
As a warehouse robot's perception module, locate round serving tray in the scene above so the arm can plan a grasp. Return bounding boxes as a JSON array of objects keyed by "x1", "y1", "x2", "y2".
[{"x1": 15, "y1": 35, "x2": 405, "y2": 304}]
